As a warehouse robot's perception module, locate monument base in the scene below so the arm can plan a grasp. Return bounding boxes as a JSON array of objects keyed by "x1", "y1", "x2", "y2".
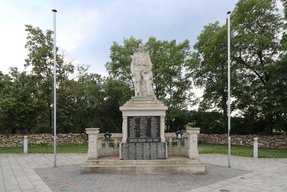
[
  {"x1": 120, "y1": 142, "x2": 166, "y2": 160},
  {"x1": 81, "y1": 156, "x2": 205, "y2": 175}
]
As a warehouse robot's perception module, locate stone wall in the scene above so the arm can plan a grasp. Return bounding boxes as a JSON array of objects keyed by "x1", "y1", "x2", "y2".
[
  {"x1": 198, "y1": 134, "x2": 287, "y2": 149},
  {"x1": 0, "y1": 133, "x2": 286, "y2": 149},
  {"x1": 0, "y1": 133, "x2": 88, "y2": 147}
]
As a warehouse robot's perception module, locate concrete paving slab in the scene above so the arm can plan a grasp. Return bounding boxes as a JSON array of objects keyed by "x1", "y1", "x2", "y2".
[
  {"x1": 0, "y1": 153, "x2": 286, "y2": 192},
  {"x1": 35, "y1": 163, "x2": 249, "y2": 192}
]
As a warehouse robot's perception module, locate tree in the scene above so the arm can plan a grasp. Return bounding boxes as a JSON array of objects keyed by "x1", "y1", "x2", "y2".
[
  {"x1": 146, "y1": 37, "x2": 193, "y2": 109},
  {"x1": 0, "y1": 68, "x2": 39, "y2": 133},
  {"x1": 24, "y1": 25, "x2": 74, "y2": 133},
  {"x1": 271, "y1": 0, "x2": 287, "y2": 132},
  {"x1": 231, "y1": 0, "x2": 284, "y2": 134},
  {"x1": 64, "y1": 65, "x2": 104, "y2": 132},
  {"x1": 190, "y1": 22, "x2": 235, "y2": 133},
  {"x1": 100, "y1": 78, "x2": 133, "y2": 132},
  {"x1": 189, "y1": 0, "x2": 286, "y2": 134},
  {"x1": 283, "y1": 0, "x2": 287, "y2": 19}
]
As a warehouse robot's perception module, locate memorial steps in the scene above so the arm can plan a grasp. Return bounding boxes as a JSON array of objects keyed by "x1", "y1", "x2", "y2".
[{"x1": 81, "y1": 156, "x2": 206, "y2": 175}]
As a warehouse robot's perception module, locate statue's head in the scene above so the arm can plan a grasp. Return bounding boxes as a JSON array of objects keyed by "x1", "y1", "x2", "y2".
[{"x1": 138, "y1": 43, "x2": 144, "y2": 52}]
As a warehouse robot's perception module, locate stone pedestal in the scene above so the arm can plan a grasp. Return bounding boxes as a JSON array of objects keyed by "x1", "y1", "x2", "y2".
[
  {"x1": 86, "y1": 128, "x2": 100, "y2": 160},
  {"x1": 119, "y1": 97, "x2": 168, "y2": 160},
  {"x1": 186, "y1": 127, "x2": 200, "y2": 158},
  {"x1": 81, "y1": 156, "x2": 205, "y2": 175},
  {"x1": 81, "y1": 127, "x2": 206, "y2": 174}
]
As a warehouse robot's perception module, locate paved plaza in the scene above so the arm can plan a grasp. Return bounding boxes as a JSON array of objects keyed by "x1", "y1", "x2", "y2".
[{"x1": 0, "y1": 153, "x2": 286, "y2": 192}]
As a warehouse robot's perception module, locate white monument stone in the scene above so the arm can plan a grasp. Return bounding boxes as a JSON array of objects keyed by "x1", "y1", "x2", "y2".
[
  {"x1": 81, "y1": 43, "x2": 205, "y2": 174},
  {"x1": 186, "y1": 127, "x2": 200, "y2": 158},
  {"x1": 131, "y1": 43, "x2": 155, "y2": 97},
  {"x1": 119, "y1": 43, "x2": 168, "y2": 160},
  {"x1": 85, "y1": 128, "x2": 100, "y2": 159}
]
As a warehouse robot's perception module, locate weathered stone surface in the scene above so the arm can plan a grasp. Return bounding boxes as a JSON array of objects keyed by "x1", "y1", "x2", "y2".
[
  {"x1": 131, "y1": 43, "x2": 155, "y2": 97},
  {"x1": 0, "y1": 133, "x2": 87, "y2": 147},
  {"x1": 136, "y1": 143, "x2": 144, "y2": 159},
  {"x1": 128, "y1": 143, "x2": 136, "y2": 160},
  {"x1": 128, "y1": 116, "x2": 160, "y2": 139},
  {"x1": 120, "y1": 142, "x2": 166, "y2": 160},
  {"x1": 81, "y1": 156, "x2": 206, "y2": 175},
  {"x1": 0, "y1": 133, "x2": 286, "y2": 149},
  {"x1": 198, "y1": 134, "x2": 287, "y2": 149},
  {"x1": 0, "y1": 133, "x2": 123, "y2": 147},
  {"x1": 144, "y1": 143, "x2": 151, "y2": 159},
  {"x1": 158, "y1": 143, "x2": 167, "y2": 159},
  {"x1": 165, "y1": 132, "x2": 287, "y2": 149}
]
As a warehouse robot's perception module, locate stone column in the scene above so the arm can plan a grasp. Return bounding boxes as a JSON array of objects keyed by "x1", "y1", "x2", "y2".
[
  {"x1": 122, "y1": 116, "x2": 128, "y2": 143},
  {"x1": 86, "y1": 128, "x2": 100, "y2": 160},
  {"x1": 186, "y1": 127, "x2": 200, "y2": 158},
  {"x1": 160, "y1": 115, "x2": 165, "y2": 142},
  {"x1": 23, "y1": 135, "x2": 28, "y2": 153},
  {"x1": 253, "y1": 137, "x2": 258, "y2": 158}
]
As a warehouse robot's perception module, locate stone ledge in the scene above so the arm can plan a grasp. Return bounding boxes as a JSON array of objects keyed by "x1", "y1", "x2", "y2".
[
  {"x1": 120, "y1": 98, "x2": 168, "y2": 111},
  {"x1": 81, "y1": 156, "x2": 205, "y2": 175}
]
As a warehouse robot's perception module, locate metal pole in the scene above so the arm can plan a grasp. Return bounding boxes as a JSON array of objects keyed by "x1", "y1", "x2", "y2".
[
  {"x1": 52, "y1": 9, "x2": 57, "y2": 167},
  {"x1": 227, "y1": 11, "x2": 231, "y2": 168}
]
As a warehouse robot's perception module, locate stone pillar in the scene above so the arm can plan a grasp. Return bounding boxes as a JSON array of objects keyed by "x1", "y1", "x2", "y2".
[
  {"x1": 122, "y1": 116, "x2": 128, "y2": 143},
  {"x1": 160, "y1": 115, "x2": 165, "y2": 142},
  {"x1": 186, "y1": 127, "x2": 200, "y2": 158},
  {"x1": 23, "y1": 135, "x2": 28, "y2": 153},
  {"x1": 253, "y1": 137, "x2": 258, "y2": 158},
  {"x1": 86, "y1": 128, "x2": 100, "y2": 160}
]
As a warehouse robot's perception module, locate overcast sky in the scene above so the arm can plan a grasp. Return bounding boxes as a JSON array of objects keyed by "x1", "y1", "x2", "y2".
[{"x1": 0, "y1": 0, "x2": 283, "y2": 76}]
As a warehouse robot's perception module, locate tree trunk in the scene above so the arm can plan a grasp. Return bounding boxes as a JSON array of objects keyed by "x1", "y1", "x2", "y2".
[{"x1": 264, "y1": 118, "x2": 273, "y2": 135}]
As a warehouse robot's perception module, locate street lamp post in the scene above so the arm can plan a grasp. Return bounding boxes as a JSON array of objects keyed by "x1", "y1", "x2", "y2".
[
  {"x1": 227, "y1": 11, "x2": 231, "y2": 168},
  {"x1": 52, "y1": 9, "x2": 57, "y2": 167}
]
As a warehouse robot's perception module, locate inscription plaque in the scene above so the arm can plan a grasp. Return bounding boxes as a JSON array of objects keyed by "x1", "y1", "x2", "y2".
[
  {"x1": 121, "y1": 116, "x2": 166, "y2": 160},
  {"x1": 120, "y1": 142, "x2": 166, "y2": 160},
  {"x1": 128, "y1": 116, "x2": 160, "y2": 142}
]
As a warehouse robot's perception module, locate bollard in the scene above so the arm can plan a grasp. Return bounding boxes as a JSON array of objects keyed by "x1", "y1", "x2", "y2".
[
  {"x1": 253, "y1": 137, "x2": 258, "y2": 158},
  {"x1": 23, "y1": 136, "x2": 28, "y2": 153}
]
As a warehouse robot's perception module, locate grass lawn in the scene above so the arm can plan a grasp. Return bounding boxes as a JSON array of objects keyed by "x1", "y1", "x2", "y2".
[
  {"x1": 199, "y1": 143, "x2": 287, "y2": 158},
  {"x1": 0, "y1": 143, "x2": 88, "y2": 153},
  {"x1": 0, "y1": 143, "x2": 286, "y2": 158}
]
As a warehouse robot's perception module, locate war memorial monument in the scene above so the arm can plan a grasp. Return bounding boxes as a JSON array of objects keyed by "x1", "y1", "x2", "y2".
[
  {"x1": 120, "y1": 43, "x2": 167, "y2": 160},
  {"x1": 81, "y1": 43, "x2": 205, "y2": 174}
]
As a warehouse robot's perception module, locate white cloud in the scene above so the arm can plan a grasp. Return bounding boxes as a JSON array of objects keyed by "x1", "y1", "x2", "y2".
[
  {"x1": 0, "y1": 19, "x2": 27, "y2": 73},
  {"x1": 57, "y1": 9, "x2": 101, "y2": 52},
  {"x1": 0, "y1": 2, "x2": 27, "y2": 73},
  {"x1": 0, "y1": 0, "x2": 241, "y2": 75},
  {"x1": 0, "y1": 0, "x2": 51, "y2": 73},
  {"x1": 276, "y1": 0, "x2": 284, "y2": 15}
]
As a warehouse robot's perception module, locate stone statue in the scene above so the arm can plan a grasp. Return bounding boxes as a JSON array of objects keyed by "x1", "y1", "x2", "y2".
[{"x1": 131, "y1": 43, "x2": 155, "y2": 97}]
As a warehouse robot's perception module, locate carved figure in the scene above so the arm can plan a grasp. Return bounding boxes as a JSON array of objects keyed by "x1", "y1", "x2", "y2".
[{"x1": 131, "y1": 43, "x2": 154, "y2": 97}]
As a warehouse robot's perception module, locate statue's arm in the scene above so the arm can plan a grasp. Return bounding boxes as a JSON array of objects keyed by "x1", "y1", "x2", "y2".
[{"x1": 145, "y1": 55, "x2": 153, "y2": 72}]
